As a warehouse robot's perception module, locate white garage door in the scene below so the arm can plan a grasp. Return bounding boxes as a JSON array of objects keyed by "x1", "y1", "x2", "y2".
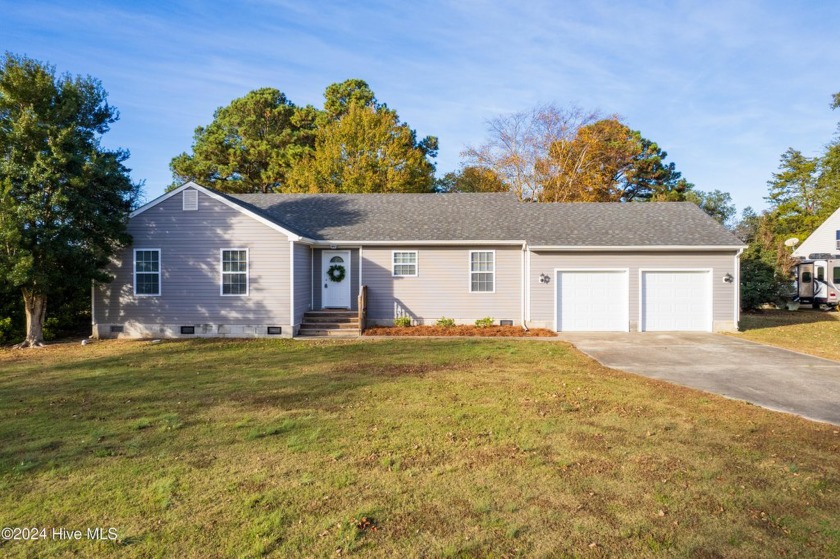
[
  {"x1": 642, "y1": 271, "x2": 712, "y2": 331},
  {"x1": 556, "y1": 270, "x2": 628, "y2": 331}
]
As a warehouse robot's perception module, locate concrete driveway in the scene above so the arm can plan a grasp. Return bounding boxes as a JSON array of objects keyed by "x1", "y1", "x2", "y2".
[{"x1": 558, "y1": 332, "x2": 840, "y2": 425}]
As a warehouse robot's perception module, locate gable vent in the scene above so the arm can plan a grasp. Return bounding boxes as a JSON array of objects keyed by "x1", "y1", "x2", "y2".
[{"x1": 182, "y1": 189, "x2": 198, "y2": 211}]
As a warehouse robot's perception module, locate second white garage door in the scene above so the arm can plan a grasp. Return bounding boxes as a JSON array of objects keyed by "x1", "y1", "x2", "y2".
[
  {"x1": 556, "y1": 270, "x2": 629, "y2": 331},
  {"x1": 641, "y1": 270, "x2": 712, "y2": 331}
]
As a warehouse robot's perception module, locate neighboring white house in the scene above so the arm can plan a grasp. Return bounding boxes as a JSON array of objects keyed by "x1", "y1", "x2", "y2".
[{"x1": 792, "y1": 206, "x2": 840, "y2": 258}]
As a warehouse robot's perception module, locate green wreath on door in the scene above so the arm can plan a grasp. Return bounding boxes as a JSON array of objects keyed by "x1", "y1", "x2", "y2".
[{"x1": 327, "y1": 264, "x2": 346, "y2": 283}]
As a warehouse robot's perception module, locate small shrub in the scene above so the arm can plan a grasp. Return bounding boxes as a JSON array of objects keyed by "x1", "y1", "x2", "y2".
[
  {"x1": 436, "y1": 317, "x2": 455, "y2": 327},
  {"x1": 741, "y1": 257, "x2": 786, "y2": 311},
  {"x1": 475, "y1": 317, "x2": 494, "y2": 328},
  {"x1": 42, "y1": 317, "x2": 60, "y2": 341},
  {"x1": 393, "y1": 316, "x2": 412, "y2": 328},
  {"x1": 0, "y1": 317, "x2": 14, "y2": 343}
]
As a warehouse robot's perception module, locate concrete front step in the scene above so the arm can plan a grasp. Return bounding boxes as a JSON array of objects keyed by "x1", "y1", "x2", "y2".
[
  {"x1": 300, "y1": 322, "x2": 358, "y2": 330},
  {"x1": 304, "y1": 310, "x2": 357, "y2": 317},
  {"x1": 298, "y1": 328, "x2": 360, "y2": 337},
  {"x1": 299, "y1": 310, "x2": 361, "y2": 337},
  {"x1": 302, "y1": 315, "x2": 358, "y2": 324}
]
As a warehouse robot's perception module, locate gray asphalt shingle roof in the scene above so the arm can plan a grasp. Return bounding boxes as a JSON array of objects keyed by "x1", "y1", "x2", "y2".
[{"x1": 223, "y1": 192, "x2": 743, "y2": 247}]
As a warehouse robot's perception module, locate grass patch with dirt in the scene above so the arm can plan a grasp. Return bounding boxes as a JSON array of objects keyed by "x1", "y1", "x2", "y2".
[
  {"x1": 736, "y1": 309, "x2": 840, "y2": 361},
  {"x1": 0, "y1": 338, "x2": 838, "y2": 557}
]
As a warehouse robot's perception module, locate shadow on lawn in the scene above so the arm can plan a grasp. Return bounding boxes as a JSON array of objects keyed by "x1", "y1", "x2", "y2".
[
  {"x1": 0, "y1": 338, "x2": 514, "y2": 476},
  {"x1": 739, "y1": 308, "x2": 840, "y2": 331}
]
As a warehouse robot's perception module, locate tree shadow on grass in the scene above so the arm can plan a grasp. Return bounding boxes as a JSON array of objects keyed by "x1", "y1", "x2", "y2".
[
  {"x1": 739, "y1": 308, "x2": 840, "y2": 332},
  {"x1": 0, "y1": 338, "x2": 515, "y2": 477}
]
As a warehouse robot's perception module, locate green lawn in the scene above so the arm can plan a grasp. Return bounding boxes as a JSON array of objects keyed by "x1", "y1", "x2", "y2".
[
  {"x1": 737, "y1": 309, "x2": 840, "y2": 362},
  {"x1": 0, "y1": 338, "x2": 837, "y2": 558}
]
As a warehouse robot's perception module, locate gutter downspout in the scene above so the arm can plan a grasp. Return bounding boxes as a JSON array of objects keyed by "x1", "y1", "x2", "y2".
[
  {"x1": 521, "y1": 243, "x2": 528, "y2": 331},
  {"x1": 734, "y1": 247, "x2": 744, "y2": 331},
  {"x1": 91, "y1": 280, "x2": 96, "y2": 339},
  {"x1": 290, "y1": 241, "x2": 295, "y2": 336}
]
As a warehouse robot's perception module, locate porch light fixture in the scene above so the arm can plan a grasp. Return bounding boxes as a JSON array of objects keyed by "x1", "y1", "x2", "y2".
[
  {"x1": 722, "y1": 273, "x2": 734, "y2": 284},
  {"x1": 539, "y1": 273, "x2": 551, "y2": 284}
]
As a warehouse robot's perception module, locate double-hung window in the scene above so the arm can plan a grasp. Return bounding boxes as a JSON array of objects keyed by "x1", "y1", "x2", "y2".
[
  {"x1": 836, "y1": 230, "x2": 840, "y2": 251},
  {"x1": 134, "y1": 249, "x2": 161, "y2": 296},
  {"x1": 392, "y1": 251, "x2": 418, "y2": 277},
  {"x1": 469, "y1": 250, "x2": 495, "y2": 292},
  {"x1": 221, "y1": 249, "x2": 249, "y2": 296}
]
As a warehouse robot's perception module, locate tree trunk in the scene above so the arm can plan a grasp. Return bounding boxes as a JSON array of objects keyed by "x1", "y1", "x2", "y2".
[{"x1": 16, "y1": 290, "x2": 47, "y2": 348}]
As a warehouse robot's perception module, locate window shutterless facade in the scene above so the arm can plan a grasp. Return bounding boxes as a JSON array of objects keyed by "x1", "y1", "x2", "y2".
[
  {"x1": 134, "y1": 249, "x2": 161, "y2": 296},
  {"x1": 221, "y1": 249, "x2": 249, "y2": 296},
  {"x1": 392, "y1": 251, "x2": 418, "y2": 277},
  {"x1": 469, "y1": 250, "x2": 495, "y2": 292}
]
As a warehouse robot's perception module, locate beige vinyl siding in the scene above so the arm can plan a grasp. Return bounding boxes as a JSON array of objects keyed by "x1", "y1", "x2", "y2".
[
  {"x1": 312, "y1": 248, "x2": 360, "y2": 311},
  {"x1": 529, "y1": 251, "x2": 738, "y2": 330},
  {"x1": 94, "y1": 188, "x2": 291, "y2": 326},
  {"x1": 363, "y1": 246, "x2": 521, "y2": 323},
  {"x1": 293, "y1": 243, "x2": 312, "y2": 325}
]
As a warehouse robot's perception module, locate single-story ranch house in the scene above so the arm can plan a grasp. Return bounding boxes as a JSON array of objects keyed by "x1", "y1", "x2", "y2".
[{"x1": 92, "y1": 182, "x2": 746, "y2": 338}]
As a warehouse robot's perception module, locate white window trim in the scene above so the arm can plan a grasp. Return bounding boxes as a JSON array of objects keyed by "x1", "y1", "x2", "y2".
[
  {"x1": 468, "y1": 249, "x2": 496, "y2": 293},
  {"x1": 391, "y1": 250, "x2": 418, "y2": 277},
  {"x1": 220, "y1": 248, "x2": 250, "y2": 297},
  {"x1": 133, "y1": 248, "x2": 161, "y2": 297}
]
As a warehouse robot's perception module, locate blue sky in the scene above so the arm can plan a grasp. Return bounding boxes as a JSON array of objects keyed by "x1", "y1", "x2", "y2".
[{"x1": 2, "y1": 1, "x2": 838, "y2": 213}]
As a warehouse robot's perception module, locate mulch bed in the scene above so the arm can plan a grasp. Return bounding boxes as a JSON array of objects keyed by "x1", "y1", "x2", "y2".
[{"x1": 363, "y1": 325, "x2": 556, "y2": 337}]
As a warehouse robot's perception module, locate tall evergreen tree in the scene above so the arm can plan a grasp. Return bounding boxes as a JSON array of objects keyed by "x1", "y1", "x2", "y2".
[
  {"x1": 169, "y1": 88, "x2": 318, "y2": 193},
  {"x1": 170, "y1": 79, "x2": 437, "y2": 194},
  {"x1": 765, "y1": 148, "x2": 823, "y2": 236}
]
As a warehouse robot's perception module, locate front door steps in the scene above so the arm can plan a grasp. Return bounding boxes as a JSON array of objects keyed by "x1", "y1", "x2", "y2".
[{"x1": 298, "y1": 310, "x2": 360, "y2": 338}]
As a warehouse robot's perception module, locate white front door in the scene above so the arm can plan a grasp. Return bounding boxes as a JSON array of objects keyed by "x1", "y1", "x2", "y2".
[
  {"x1": 556, "y1": 270, "x2": 629, "y2": 331},
  {"x1": 814, "y1": 262, "x2": 828, "y2": 299},
  {"x1": 641, "y1": 270, "x2": 712, "y2": 331},
  {"x1": 322, "y1": 250, "x2": 351, "y2": 308}
]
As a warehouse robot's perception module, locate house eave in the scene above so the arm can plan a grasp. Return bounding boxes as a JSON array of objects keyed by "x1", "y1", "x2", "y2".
[
  {"x1": 308, "y1": 239, "x2": 527, "y2": 247},
  {"x1": 529, "y1": 245, "x2": 747, "y2": 252}
]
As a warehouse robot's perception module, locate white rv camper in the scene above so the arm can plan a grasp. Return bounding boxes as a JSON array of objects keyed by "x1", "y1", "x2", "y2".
[{"x1": 794, "y1": 253, "x2": 840, "y2": 309}]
